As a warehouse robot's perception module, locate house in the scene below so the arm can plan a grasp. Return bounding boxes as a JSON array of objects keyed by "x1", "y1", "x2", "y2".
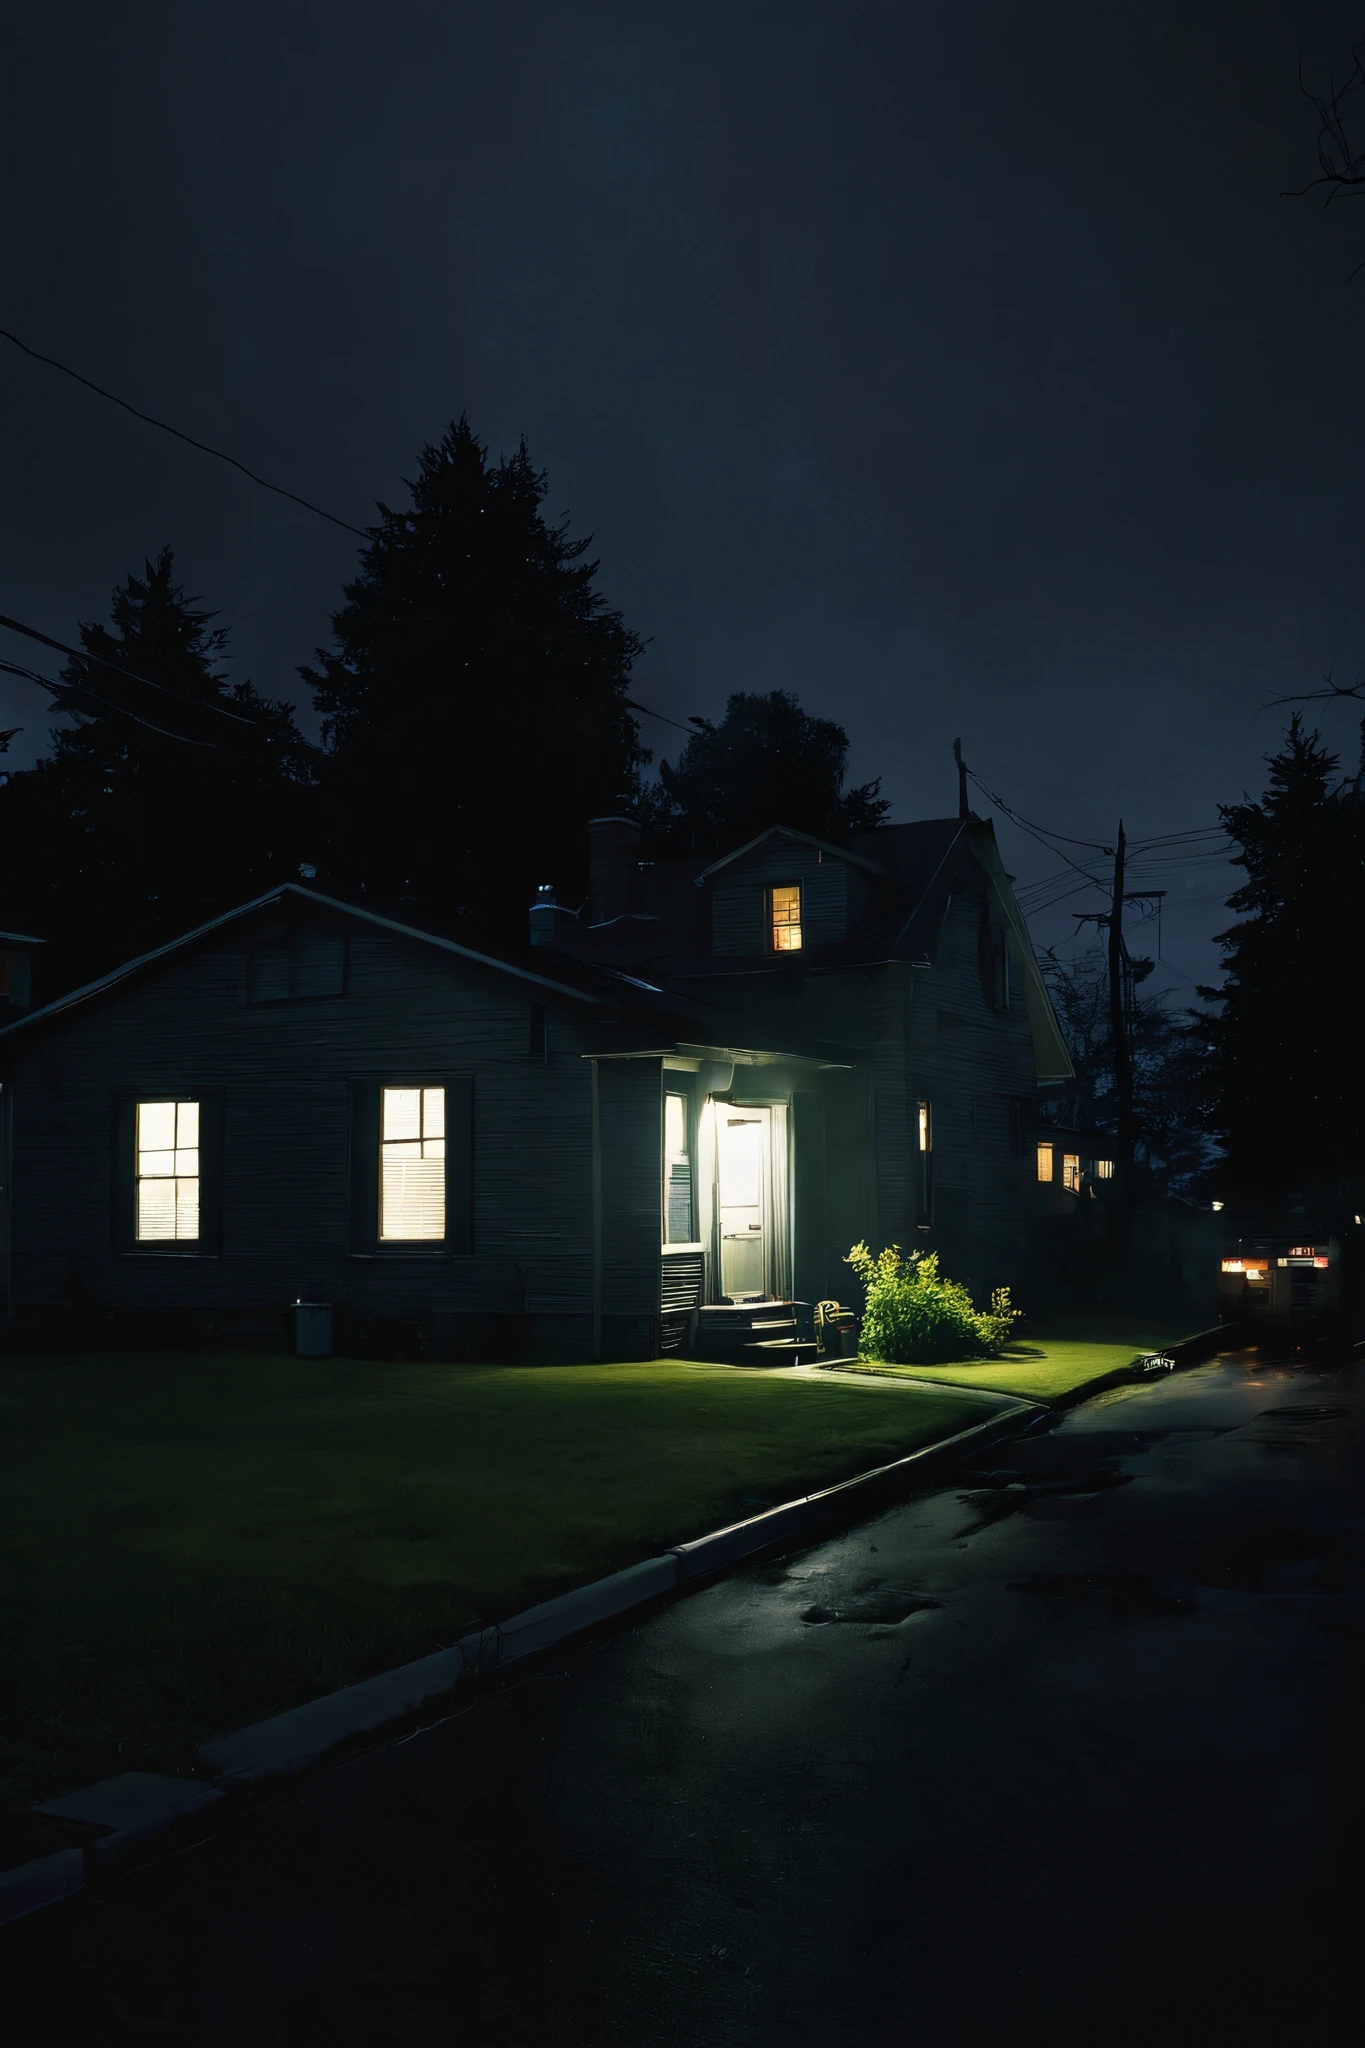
[
  {"x1": 1034, "y1": 1122, "x2": 1117, "y2": 1215},
  {"x1": 0, "y1": 812, "x2": 1072, "y2": 1360},
  {"x1": 0, "y1": 931, "x2": 42, "y2": 1022}
]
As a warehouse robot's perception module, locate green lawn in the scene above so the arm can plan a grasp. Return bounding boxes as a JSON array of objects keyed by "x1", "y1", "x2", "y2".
[
  {"x1": 835, "y1": 1317, "x2": 1216, "y2": 1404},
  {"x1": 0, "y1": 1355, "x2": 988, "y2": 1810}
]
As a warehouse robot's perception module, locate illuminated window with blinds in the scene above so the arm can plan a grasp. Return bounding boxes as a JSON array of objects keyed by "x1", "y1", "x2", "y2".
[
  {"x1": 136, "y1": 1101, "x2": 200, "y2": 1241},
  {"x1": 769, "y1": 884, "x2": 802, "y2": 952},
  {"x1": 1063, "y1": 1153, "x2": 1081, "y2": 1193},
  {"x1": 1037, "y1": 1143, "x2": 1054, "y2": 1183},
  {"x1": 380, "y1": 1087, "x2": 445, "y2": 1240},
  {"x1": 1096, "y1": 1158, "x2": 1114, "y2": 1180},
  {"x1": 663, "y1": 1091, "x2": 695, "y2": 1244}
]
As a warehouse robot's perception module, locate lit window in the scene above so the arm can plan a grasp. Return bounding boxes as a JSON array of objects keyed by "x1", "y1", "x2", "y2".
[
  {"x1": 664, "y1": 1091, "x2": 695, "y2": 1243},
  {"x1": 136, "y1": 1100, "x2": 200, "y2": 1241},
  {"x1": 770, "y1": 884, "x2": 802, "y2": 952},
  {"x1": 1063, "y1": 1153, "x2": 1081, "y2": 1193},
  {"x1": 916, "y1": 1099, "x2": 933, "y2": 1224},
  {"x1": 380, "y1": 1086, "x2": 445, "y2": 1240},
  {"x1": 1096, "y1": 1158, "x2": 1114, "y2": 1180},
  {"x1": 1037, "y1": 1142, "x2": 1053, "y2": 1183}
]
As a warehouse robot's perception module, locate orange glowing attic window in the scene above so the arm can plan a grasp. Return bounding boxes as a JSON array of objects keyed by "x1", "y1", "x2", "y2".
[{"x1": 770, "y1": 883, "x2": 802, "y2": 952}]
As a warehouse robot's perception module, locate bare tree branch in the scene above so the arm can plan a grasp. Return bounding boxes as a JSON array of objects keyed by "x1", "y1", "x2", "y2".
[
  {"x1": 1267, "y1": 667, "x2": 1365, "y2": 707},
  {"x1": 1282, "y1": 42, "x2": 1365, "y2": 202}
]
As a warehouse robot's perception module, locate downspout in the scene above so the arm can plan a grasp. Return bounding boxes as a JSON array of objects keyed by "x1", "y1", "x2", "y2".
[{"x1": 590, "y1": 1059, "x2": 603, "y2": 1360}]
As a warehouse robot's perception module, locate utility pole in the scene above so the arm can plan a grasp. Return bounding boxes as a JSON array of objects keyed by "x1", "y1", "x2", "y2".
[
  {"x1": 1073, "y1": 824, "x2": 1165, "y2": 1243},
  {"x1": 1108, "y1": 820, "x2": 1132, "y2": 1214},
  {"x1": 953, "y1": 738, "x2": 968, "y2": 821}
]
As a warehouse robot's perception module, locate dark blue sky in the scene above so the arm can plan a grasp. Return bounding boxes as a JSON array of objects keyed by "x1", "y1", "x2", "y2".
[{"x1": 5, "y1": 1, "x2": 1364, "y2": 992}]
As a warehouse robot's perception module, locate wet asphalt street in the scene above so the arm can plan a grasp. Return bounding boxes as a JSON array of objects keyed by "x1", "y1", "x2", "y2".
[{"x1": 6, "y1": 1346, "x2": 1364, "y2": 2047}]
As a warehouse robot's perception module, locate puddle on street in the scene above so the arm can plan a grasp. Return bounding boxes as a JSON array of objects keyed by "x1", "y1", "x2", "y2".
[{"x1": 800, "y1": 1589, "x2": 942, "y2": 1626}]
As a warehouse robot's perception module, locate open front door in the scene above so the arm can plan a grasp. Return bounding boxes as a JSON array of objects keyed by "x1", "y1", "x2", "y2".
[{"x1": 718, "y1": 1108, "x2": 770, "y2": 1299}]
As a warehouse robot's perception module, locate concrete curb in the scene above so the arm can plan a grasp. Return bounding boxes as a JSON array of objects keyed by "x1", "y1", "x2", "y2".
[
  {"x1": 1049, "y1": 1322, "x2": 1239, "y2": 1409},
  {"x1": 0, "y1": 1392, "x2": 1040, "y2": 1927}
]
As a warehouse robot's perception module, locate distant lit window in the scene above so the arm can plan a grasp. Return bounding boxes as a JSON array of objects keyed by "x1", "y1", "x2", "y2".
[
  {"x1": 1037, "y1": 1142, "x2": 1054, "y2": 1183},
  {"x1": 664, "y1": 1091, "x2": 695, "y2": 1243},
  {"x1": 1096, "y1": 1158, "x2": 1114, "y2": 1180},
  {"x1": 917, "y1": 1099, "x2": 934, "y2": 1224},
  {"x1": 1063, "y1": 1153, "x2": 1081, "y2": 1193},
  {"x1": 380, "y1": 1086, "x2": 445, "y2": 1240},
  {"x1": 136, "y1": 1100, "x2": 199, "y2": 1241},
  {"x1": 770, "y1": 884, "x2": 802, "y2": 952}
]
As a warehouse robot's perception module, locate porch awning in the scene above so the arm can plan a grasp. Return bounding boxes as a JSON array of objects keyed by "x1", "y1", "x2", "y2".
[{"x1": 583, "y1": 1040, "x2": 853, "y2": 1071}]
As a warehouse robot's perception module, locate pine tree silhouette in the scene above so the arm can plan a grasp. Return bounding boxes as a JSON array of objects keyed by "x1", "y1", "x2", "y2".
[
  {"x1": 302, "y1": 417, "x2": 649, "y2": 934},
  {"x1": 1198, "y1": 715, "x2": 1365, "y2": 1203},
  {"x1": 0, "y1": 549, "x2": 311, "y2": 995}
]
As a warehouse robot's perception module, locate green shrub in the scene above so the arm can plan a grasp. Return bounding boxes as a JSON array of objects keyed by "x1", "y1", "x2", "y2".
[{"x1": 844, "y1": 1243, "x2": 1020, "y2": 1364}]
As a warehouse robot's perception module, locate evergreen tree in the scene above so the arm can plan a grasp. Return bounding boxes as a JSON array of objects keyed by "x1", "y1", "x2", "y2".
[
  {"x1": 642, "y1": 689, "x2": 889, "y2": 857},
  {"x1": 0, "y1": 550, "x2": 311, "y2": 996},
  {"x1": 302, "y1": 418, "x2": 649, "y2": 934},
  {"x1": 1198, "y1": 716, "x2": 1365, "y2": 1203}
]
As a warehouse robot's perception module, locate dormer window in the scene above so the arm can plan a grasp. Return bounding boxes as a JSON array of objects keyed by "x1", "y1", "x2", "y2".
[{"x1": 769, "y1": 884, "x2": 802, "y2": 953}]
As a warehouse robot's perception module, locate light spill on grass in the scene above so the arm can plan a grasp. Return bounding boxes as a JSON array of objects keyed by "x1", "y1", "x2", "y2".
[
  {"x1": 0, "y1": 1354, "x2": 986, "y2": 1809},
  {"x1": 838, "y1": 1320, "x2": 1213, "y2": 1404}
]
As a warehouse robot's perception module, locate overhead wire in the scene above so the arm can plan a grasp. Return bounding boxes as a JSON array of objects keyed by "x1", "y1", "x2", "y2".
[
  {"x1": 1, "y1": 326, "x2": 370, "y2": 539},
  {"x1": 0, "y1": 657, "x2": 274, "y2": 761},
  {"x1": 0, "y1": 611, "x2": 260, "y2": 726},
  {"x1": 1, "y1": 336, "x2": 700, "y2": 744}
]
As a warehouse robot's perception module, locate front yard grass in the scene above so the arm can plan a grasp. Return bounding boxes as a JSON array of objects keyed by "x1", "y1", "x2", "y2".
[
  {"x1": 0, "y1": 1354, "x2": 988, "y2": 1812},
  {"x1": 838, "y1": 1315, "x2": 1215, "y2": 1404}
]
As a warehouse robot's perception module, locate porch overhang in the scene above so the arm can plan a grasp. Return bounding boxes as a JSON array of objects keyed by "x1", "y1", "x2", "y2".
[{"x1": 583, "y1": 1041, "x2": 852, "y2": 1071}]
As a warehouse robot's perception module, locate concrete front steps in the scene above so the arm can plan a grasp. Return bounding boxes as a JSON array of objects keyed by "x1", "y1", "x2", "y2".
[{"x1": 694, "y1": 1301, "x2": 821, "y2": 1365}]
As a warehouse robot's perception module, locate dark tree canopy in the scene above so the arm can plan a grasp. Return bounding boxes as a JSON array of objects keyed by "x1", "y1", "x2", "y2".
[
  {"x1": 642, "y1": 689, "x2": 889, "y2": 857},
  {"x1": 302, "y1": 418, "x2": 649, "y2": 935},
  {"x1": 0, "y1": 549, "x2": 309, "y2": 996},
  {"x1": 1198, "y1": 717, "x2": 1365, "y2": 1204}
]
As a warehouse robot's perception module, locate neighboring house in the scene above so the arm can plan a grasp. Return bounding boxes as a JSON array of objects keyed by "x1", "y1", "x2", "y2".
[
  {"x1": 1034, "y1": 1122, "x2": 1117, "y2": 1215},
  {"x1": 0, "y1": 931, "x2": 42, "y2": 1023},
  {"x1": 0, "y1": 812, "x2": 1072, "y2": 1359}
]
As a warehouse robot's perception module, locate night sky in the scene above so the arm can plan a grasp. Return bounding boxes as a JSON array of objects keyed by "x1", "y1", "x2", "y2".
[{"x1": 5, "y1": 1, "x2": 1365, "y2": 994}]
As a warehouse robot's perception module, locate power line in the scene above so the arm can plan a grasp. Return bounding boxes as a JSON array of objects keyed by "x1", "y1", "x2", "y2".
[
  {"x1": 0, "y1": 657, "x2": 271, "y2": 760},
  {"x1": 964, "y1": 770, "x2": 1109, "y2": 890},
  {"x1": 964, "y1": 766, "x2": 1112, "y2": 854},
  {"x1": 0, "y1": 611, "x2": 260, "y2": 727},
  {"x1": 1, "y1": 336, "x2": 703, "y2": 744},
  {"x1": 622, "y1": 696, "x2": 699, "y2": 737},
  {"x1": 1, "y1": 326, "x2": 370, "y2": 539}
]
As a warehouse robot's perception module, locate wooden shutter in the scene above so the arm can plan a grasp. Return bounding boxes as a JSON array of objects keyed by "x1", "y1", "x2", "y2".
[
  {"x1": 348, "y1": 1080, "x2": 381, "y2": 1252},
  {"x1": 445, "y1": 1076, "x2": 473, "y2": 1255}
]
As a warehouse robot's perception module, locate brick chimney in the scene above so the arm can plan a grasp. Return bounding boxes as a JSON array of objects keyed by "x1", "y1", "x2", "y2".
[{"x1": 587, "y1": 816, "x2": 641, "y2": 927}]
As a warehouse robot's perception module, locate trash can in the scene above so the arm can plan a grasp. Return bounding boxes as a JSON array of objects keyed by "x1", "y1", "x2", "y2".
[{"x1": 293, "y1": 1301, "x2": 333, "y2": 1358}]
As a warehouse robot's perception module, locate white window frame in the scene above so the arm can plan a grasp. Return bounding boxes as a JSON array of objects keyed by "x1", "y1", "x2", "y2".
[
  {"x1": 769, "y1": 882, "x2": 803, "y2": 953},
  {"x1": 379, "y1": 1085, "x2": 447, "y2": 1242},
  {"x1": 135, "y1": 1099, "x2": 201, "y2": 1242}
]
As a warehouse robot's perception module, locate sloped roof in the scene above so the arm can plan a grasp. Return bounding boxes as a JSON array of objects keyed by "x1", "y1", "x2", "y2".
[
  {"x1": 0, "y1": 883, "x2": 845, "y2": 1069},
  {"x1": 0, "y1": 883, "x2": 607, "y2": 1043},
  {"x1": 696, "y1": 825, "x2": 885, "y2": 880}
]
